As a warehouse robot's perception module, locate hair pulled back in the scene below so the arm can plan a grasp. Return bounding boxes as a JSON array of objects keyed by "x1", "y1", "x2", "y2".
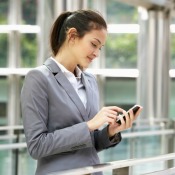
[{"x1": 50, "y1": 9, "x2": 107, "y2": 56}]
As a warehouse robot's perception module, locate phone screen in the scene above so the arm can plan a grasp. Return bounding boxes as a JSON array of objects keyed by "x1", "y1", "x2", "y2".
[{"x1": 116, "y1": 105, "x2": 140, "y2": 125}]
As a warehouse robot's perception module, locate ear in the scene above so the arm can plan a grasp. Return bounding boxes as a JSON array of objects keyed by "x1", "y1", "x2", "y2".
[{"x1": 67, "y1": 28, "x2": 78, "y2": 42}]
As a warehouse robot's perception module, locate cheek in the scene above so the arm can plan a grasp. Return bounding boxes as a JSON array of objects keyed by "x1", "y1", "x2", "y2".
[{"x1": 81, "y1": 43, "x2": 93, "y2": 54}]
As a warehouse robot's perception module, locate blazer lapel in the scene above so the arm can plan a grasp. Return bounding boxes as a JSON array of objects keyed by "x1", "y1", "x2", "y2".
[
  {"x1": 81, "y1": 73, "x2": 93, "y2": 117},
  {"x1": 44, "y1": 58, "x2": 88, "y2": 121}
]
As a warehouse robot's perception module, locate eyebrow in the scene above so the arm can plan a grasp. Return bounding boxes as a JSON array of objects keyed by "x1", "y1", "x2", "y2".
[{"x1": 93, "y1": 38, "x2": 104, "y2": 46}]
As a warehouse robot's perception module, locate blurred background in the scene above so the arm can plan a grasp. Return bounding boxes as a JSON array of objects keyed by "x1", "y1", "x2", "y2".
[{"x1": 0, "y1": 0, "x2": 175, "y2": 175}]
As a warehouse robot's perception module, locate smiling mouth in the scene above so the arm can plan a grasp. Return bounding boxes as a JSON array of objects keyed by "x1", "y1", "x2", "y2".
[{"x1": 87, "y1": 56, "x2": 93, "y2": 62}]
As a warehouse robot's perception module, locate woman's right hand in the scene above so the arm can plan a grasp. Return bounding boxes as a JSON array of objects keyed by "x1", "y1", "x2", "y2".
[{"x1": 86, "y1": 106, "x2": 124, "y2": 131}]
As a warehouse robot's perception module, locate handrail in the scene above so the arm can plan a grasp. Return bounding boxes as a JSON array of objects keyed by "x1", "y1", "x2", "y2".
[
  {"x1": 0, "y1": 135, "x2": 17, "y2": 140},
  {"x1": 48, "y1": 153, "x2": 175, "y2": 175},
  {"x1": 0, "y1": 129, "x2": 174, "y2": 141},
  {"x1": 0, "y1": 142, "x2": 27, "y2": 150},
  {"x1": 0, "y1": 129, "x2": 174, "y2": 149},
  {"x1": 0, "y1": 119, "x2": 171, "y2": 131},
  {"x1": 122, "y1": 129, "x2": 175, "y2": 138},
  {"x1": 0, "y1": 125, "x2": 23, "y2": 131},
  {"x1": 1, "y1": 68, "x2": 175, "y2": 78}
]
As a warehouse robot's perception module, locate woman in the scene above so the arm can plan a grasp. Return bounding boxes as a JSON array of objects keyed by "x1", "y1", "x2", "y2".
[{"x1": 21, "y1": 9, "x2": 142, "y2": 175}]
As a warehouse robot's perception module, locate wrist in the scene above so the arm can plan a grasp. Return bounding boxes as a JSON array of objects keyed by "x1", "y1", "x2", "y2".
[
  {"x1": 86, "y1": 121, "x2": 94, "y2": 131},
  {"x1": 107, "y1": 125, "x2": 115, "y2": 137},
  {"x1": 107, "y1": 125, "x2": 120, "y2": 138}
]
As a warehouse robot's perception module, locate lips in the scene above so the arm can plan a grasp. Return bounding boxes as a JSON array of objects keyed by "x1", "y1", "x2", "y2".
[{"x1": 87, "y1": 56, "x2": 94, "y2": 62}]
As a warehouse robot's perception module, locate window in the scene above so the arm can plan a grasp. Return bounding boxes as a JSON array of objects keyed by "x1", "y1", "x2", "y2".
[
  {"x1": 0, "y1": 0, "x2": 8, "y2": 24},
  {"x1": 104, "y1": 77, "x2": 136, "y2": 109},
  {"x1": 105, "y1": 33, "x2": 138, "y2": 68},
  {"x1": 0, "y1": 78, "x2": 8, "y2": 125},
  {"x1": 0, "y1": 34, "x2": 8, "y2": 67},
  {"x1": 22, "y1": 0, "x2": 37, "y2": 25},
  {"x1": 106, "y1": 0, "x2": 138, "y2": 24},
  {"x1": 21, "y1": 34, "x2": 37, "y2": 67}
]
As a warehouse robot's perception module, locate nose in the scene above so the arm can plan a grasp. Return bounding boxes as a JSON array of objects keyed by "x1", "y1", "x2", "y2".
[{"x1": 93, "y1": 48, "x2": 100, "y2": 58}]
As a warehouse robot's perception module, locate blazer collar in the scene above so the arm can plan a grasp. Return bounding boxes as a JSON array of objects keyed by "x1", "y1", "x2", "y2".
[{"x1": 43, "y1": 57, "x2": 61, "y2": 75}]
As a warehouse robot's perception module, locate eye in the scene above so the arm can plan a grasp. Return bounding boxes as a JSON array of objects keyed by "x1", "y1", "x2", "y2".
[
  {"x1": 91, "y1": 42, "x2": 102, "y2": 51},
  {"x1": 91, "y1": 42, "x2": 97, "y2": 48}
]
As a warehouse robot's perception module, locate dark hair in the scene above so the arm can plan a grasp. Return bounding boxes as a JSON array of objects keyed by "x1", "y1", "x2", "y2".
[{"x1": 50, "y1": 9, "x2": 107, "y2": 56}]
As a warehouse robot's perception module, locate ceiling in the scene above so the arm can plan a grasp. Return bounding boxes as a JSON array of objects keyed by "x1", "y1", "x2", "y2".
[{"x1": 115, "y1": 0, "x2": 174, "y2": 10}]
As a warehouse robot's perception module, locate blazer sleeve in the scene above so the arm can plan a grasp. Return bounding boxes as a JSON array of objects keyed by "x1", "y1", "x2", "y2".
[
  {"x1": 93, "y1": 127, "x2": 122, "y2": 152},
  {"x1": 21, "y1": 69, "x2": 93, "y2": 159},
  {"x1": 86, "y1": 73, "x2": 122, "y2": 152}
]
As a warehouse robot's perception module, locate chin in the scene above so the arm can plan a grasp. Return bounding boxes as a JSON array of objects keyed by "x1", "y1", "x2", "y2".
[
  {"x1": 83, "y1": 67, "x2": 88, "y2": 71},
  {"x1": 83, "y1": 64, "x2": 90, "y2": 70},
  {"x1": 78, "y1": 63, "x2": 89, "y2": 71},
  {"x1": 81, "y1": 66, "x2": 88, "y2": 71}
]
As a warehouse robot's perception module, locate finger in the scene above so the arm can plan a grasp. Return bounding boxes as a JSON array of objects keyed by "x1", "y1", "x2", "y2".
[
  {"x1": 122, "y1": 110, "x2": 132, "y2": 128},
  {"x1": 107, "y1": 109, "x2": 119, "y2": 116},
  {"x1": 128, "y1": 109, "x2": 134, "y2": 121},
  {"x1": 107, "y1": 117, "x2": 116, "y2": 125},
  {"x1": 118, "y1": 112, "x2": 126, "y2": 125},
  {"x1": 134, "y1": 106, "x2": 143, "y2": 117},
  {"x1": 107, "y1": 106, "x2": 124, "y2": 113},
  {"x1": 122, "y1": 110, "x2": 128, "y2": 119},
  {"x1": 107, "y1": 113, "x2": 117, "y2": 121}
]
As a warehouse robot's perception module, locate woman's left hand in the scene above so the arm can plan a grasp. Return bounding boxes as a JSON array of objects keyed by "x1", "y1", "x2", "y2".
[{"x1": 108, "y1": 106, "x2": 143, "y2": 137}]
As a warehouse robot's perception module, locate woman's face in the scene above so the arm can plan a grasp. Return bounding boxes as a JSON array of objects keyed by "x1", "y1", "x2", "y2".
[{"x1": 72, "y1": 28, "x2": 107, "y2": 69}]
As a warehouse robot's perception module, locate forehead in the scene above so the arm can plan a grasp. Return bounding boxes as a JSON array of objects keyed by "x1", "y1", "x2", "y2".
[{"x1": 83, "y1": 29, "x2": 107, "y2": 45}]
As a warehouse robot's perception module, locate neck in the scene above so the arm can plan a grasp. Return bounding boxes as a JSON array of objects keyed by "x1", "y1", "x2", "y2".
[{"x1": 55, "y1": 52, "x2": 76, "y2": 73}]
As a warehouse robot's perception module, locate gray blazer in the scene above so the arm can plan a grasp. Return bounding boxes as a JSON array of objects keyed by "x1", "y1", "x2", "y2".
[{"x1": 21, "y1": 58, "x2": 121, "y2": 175}]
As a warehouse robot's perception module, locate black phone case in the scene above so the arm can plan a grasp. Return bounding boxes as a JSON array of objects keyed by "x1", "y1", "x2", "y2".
[{"x1": 116, "y1": 105, "x2": 140, "y2": 125}]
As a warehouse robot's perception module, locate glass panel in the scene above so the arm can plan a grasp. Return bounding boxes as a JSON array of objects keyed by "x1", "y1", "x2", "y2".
[
  {"x1": 19, "y1": 77, "x2": 25, "y2": 124},
  {"x1": 133, "y1": 162, "x2": 165, "y2": 175},
  {"x1": 18, "y1": 148, "x2": 37, "y2": 175},
  {"x1": 99, "y1": 137, "x2": 130, "y2": 163},
  {"x1": 0, "y1": 137, "x2": 17, "y2": 175},
  {"x1": 170, "y1": 33, "x2": 175, "y2": 69},
  {"x1": 0, "y1": 148, "x2": 37, "y2": 175},
  {"x1": 132, "y1": 135, "x2": 164, "y2": 175},
  {"x1": 87, "y1": 0, "x2": 93, "y2": 9},
  {"x1": 171, "y1": 17, "x2": 175, "y2": 69},
  {"x1": 47, "y1": 0, "x2": 54, "y2": 18},
  {"x1": 22, "y1": 0, "x2": 37, "y2": 24},
  {"x1": 104, "y1": 78, "x2": 136, "y2": 108},
  {"x1": 0, "y1": 77, "x2": 8, "y2": 125},
  {"x1": 105, "y1": 34, "x2": 138, "y2": 68},
  {"x1": 99, "y1": 135, "x2": 166, "y2": 175},
  {"x1": 169, "y1": 78, "x2": 175, "y2": 120},
  {"x1": 106, "y1": 0, "x2": 138, "y2": 24},
  {"x1": 0, "y1": 34, "x2": 8, "y2": 67},
  {"x1": 0, "y1": 138, "x2": 36, "y2": 175},
  {"x1": 0, "y1": 0, "x2": 8, "y2": 24},
  {"x1": 21, "y1": 34, "x2": 37, "y2": 68},
  {"x1": 0, "y1": 144, "x2": 12, "y2": 175}
]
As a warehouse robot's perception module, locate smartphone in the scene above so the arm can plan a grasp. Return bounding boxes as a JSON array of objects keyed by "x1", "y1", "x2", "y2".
[{"x1": 116, "y1": 105, "x2": 141, "y2": 125}]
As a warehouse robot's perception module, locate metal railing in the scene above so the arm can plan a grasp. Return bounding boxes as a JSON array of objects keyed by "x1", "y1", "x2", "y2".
[
  {"x1": 0, "y1": 128, "x2": 174, "y2": 149},
  {"x1": 48, "y1": 153, "x2": 175, "y2": 175},
  {"x1": 0, "y1": 124, "x2": 174, "y2": 175}
]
